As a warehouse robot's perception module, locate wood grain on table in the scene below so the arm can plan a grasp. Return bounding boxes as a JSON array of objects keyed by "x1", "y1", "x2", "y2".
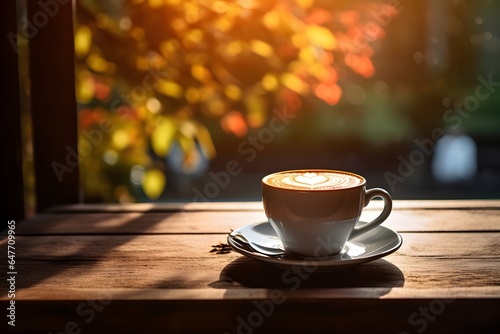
[{"x1": 3, "y1": 200, "x2": 500, "y2": 333}]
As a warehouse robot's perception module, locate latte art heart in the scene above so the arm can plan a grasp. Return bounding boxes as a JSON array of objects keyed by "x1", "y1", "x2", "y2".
[
  {"x1": 294, "y1": 173, "x2": 329, "y2": 186},
  {"x1": 264, "y1": 171, "x2": 363, "y2": 190}
]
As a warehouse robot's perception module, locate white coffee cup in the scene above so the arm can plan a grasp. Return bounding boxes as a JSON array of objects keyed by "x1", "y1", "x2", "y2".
[{"x1": 262, "y1": 169, "x2": 392, "y2": 257}]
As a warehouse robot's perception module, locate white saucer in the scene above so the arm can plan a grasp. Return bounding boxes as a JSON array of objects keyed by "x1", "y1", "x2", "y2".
[{"x1": 227, "y1": 222, "x2": 403, "y2": 272}]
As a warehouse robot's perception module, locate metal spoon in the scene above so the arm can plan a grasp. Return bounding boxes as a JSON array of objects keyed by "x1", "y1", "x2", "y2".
[{"x1": 231, "y1": 233, "x2": 286, "y2": 256}]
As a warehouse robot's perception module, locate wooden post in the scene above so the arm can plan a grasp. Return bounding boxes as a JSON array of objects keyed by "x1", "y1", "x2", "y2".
[
  {"x1": 27, "y1": 0, "x2": 80, "y2": 212},
  {"x1": 1, "y1": 0, "x2": 25, "y2": 227}
]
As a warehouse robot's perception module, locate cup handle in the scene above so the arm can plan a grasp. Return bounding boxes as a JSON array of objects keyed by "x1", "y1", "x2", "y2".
[{"x1": 349, "y1": 188, "x2": 392, "y2": 239}]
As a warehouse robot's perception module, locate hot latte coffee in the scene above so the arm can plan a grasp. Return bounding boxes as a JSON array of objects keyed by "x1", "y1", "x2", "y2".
[
  {"x1": 262, "y1": 170, "x2": 364, "y2": 190},
  {"x1": 262, "y1": 169, "x2": 392, "y2": 256}
]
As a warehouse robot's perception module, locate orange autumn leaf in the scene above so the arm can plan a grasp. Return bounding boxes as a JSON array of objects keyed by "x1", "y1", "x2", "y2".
[
  {"x1": 339, "y1": 11, "x2": 360, "y2": 27},
  {"x1": 317, "y1": 67, "x2": 338, "y2": 85},
  {"x1": 94, "y1": 80, "x2": 111, "y2": 101},
  {"x1": 221, "y1": 111, "x2": 248, "y2": 137},
  {"x1": 79, "y1": 108, "x2": 106, "y2": 129},
  {"x1": 304, "y1": 9, "x2": 332, "y2": 25},
  {"x1": 345, "y1": 54, "x2": 375, "y2": 78},
  {"x1": 314, "y1": 83, "x2": 342, "y2": 105}
]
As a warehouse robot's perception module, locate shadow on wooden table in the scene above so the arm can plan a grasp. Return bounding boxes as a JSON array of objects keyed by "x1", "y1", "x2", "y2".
[
  {"x1": 15, "y1": 211, "x2": 172, "y2": 291},
  {"x1": 212, "y1": 256, "x2": 404, "y2": 294}
]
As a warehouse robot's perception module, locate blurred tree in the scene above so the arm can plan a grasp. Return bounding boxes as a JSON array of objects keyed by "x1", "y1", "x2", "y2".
[{"x1": 74, "y1": 0, "x2": 398, "y2": 202}]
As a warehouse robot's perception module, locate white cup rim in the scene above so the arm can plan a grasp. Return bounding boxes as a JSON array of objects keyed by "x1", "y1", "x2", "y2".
[{"x1": 262, "y1": 169, "x2": 367, "y2": 192}]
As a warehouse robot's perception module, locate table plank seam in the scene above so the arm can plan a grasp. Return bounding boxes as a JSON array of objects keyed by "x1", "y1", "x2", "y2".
[{"x1": 12, "y1": 230, "x2": 500, "y2": 236}]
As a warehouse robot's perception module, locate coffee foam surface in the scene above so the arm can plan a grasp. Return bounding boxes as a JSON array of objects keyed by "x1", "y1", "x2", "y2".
[{"x1": 264, "y1": 171, "x2": 363, "y2": 190}]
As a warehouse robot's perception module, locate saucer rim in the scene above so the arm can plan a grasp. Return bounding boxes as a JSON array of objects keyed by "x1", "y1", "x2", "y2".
[{"x1": 227, "y1": 222, "x2": 403, "y2": 271}]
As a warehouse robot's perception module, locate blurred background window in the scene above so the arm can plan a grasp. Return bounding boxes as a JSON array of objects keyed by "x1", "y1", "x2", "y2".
[{"x1": 19, "y1": 0, "x2": 500, "y2": 210}]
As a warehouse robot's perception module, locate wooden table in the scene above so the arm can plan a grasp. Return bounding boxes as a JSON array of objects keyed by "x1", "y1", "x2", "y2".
[{"x1": 4, "y1": 200, "x2": 500, "y2": 333}]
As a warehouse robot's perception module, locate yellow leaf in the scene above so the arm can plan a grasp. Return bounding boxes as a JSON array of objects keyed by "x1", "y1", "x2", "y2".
[
  {"x1": 263, "y1": 10, "x2": 280, "y2": 30},
  {"x1": 224, "y1": 84, "x2": 242, "y2": 101},
  {"x1": 157, "y1": 80, "x2": 183, "y2": 98},
  {"x1": 244, "y1": 94, "x2": 266, "y2": 128},
  {"x1": 151, "y1": 117, "x2": 176, "y2": 157},
  {"x1": 137, "y1": 105, "x2": 149, "y2": 119},
  {"x1": 296, "y1": 0, "x2": 314, "y2": 9},
  {"x1": 292, "y1": 33, "x2": 307, "y2": 48},
  {"x1": 112, "y1": 130, "x2": 130, "y2": 150},
  {"x1": 142, "y1": 169, "x2": 166, "y2": 200},
  {"x1": 261, "y1": 73, "x2": 278, "y2": 91},
  {"x1": 249, "y1": 40, "x2": 274, "y2": 58},
  {"x1": 305, "y1": 25, "x2": 337, "y2": 50},
  {"x1": 191, "y1": 64, "x2": 210, "y2": 82},
  {"x1": 196, "y1": 124, "x2": 216, "y2": 159},
  {"x1": 160, "y1": 40, "x2": 179, "y2": 56},
  {"x1": 214, "y1": 17, "x2": 234, "y2": 33},
  {"x1": 74, "y1": 25, "x2": 92, "y2": 57},
  {"x1": 281, "y1": 10, "x2": 305, "y2": 32},
  {"x1": 299, "y1": 46, "x2": 316, "y2": 63},
  {"x1": 224, "y1": 41, "x2": 244, "y2": 57},
  {"x1": 183, "y1": 29, "x2": 203, "y2": 46},
  {"x1": 281, "y1": 73, "x2": 309, "y2": 95},
  {"x1": 75, "y1": 70, "x2": 94, "y2": 104},
  {"x1": 184, "y1": 2, "x2": 201, "y2": 24},
  {"x1": 148, "y1": 0, "x2": 163, "y2": 8},
  {"x1": 213, "y1": 0, "x2": 228, "y2": 14},
  {"x1": 87, "y1": 53, "x2": 109, "y2": 73},
  {"x1": 178, "y1": 135, "x2": 195, "y2": 154}
]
